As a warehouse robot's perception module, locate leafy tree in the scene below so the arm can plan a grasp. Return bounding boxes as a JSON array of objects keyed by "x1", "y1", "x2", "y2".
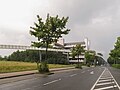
[
  {"x1": 30, "y1": 14, "x2": 70, "y2": 72},
  {"x1": 108, "y1": 37, "x2": 120, "y2": 64},
  {"x1": 85, "y1": 51, "x2": 103, "y2": 66},
  {"x1": 71, "y1": 44, "x2": 85, "y2": 68},
  {"x1": 30, "y1": 14, "x2": 70, "y2": 61},
  {"x1": 97, "y1": 53, "x2": 103, "y2": 57},
  {"x1": 85, "y1": 51, "x2": 94, "y2": 65}
]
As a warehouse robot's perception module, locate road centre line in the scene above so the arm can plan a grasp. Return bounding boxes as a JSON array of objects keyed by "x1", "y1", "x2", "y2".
[
  {"x1": 81, "y1": 71, "x2": 85, "y2": 73},
  {"x1": 90, "y1": 68, "x2": 106, "y2": 90},
  {"x1": 43, "y1": 78, "x2": 61, "y2": 86},
  {"x1": 70, "y1": 74, "x2": 77, "y2": 77}
]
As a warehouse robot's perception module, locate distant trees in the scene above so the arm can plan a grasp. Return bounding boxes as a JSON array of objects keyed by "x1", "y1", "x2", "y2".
[
  {"x1": 108, "y1": 37, "x2": 120, "y2": 65},
  {"x1": 6, "y1": 50, "x2": 69, "y2": 64},
  {"x1": 85, "y1": 50, "x2": 104, "y2": 66}
]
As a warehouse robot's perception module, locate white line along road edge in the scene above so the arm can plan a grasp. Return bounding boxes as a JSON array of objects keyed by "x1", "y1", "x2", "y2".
[{"x1": 108, "y1": 69, "x2": 120, "y2": 89}]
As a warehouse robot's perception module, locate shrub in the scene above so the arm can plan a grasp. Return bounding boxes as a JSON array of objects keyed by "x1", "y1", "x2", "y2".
[
  {"x1": 87, "y1": 63, "x2": 90, "y2": 67},
  {"x1": 75, "y1": 64, "x2": 82, "y2": 69},
  {"x1": 38, "y1": 62, "x2": 49, "y2": 73},
  {"x1": 112, "y1": 64, "x2": 120, "y2": 69}
]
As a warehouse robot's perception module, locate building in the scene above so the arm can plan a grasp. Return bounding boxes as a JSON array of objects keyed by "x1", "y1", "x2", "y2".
[{"x1": 54, "y1": 38, "x2": 90, "y2": 63}]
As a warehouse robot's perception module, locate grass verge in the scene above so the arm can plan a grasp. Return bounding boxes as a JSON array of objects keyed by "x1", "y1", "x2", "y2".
[
  {"x1": 0, "y1": 61, "x2": 73, "y2": 73},
  {"x1": 112, "y1": 64, "x2": 120, "y2": 69}
]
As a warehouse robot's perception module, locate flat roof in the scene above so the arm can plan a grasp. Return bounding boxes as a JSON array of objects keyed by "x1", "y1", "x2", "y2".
[{"x1": 64, "y1": 42, "x2": 85, "y2": 46}]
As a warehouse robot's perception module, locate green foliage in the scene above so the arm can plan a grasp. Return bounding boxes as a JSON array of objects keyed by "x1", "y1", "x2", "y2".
[
  {"x1": 71, "y1": 44, "x2": 85, "y2": 60},
  {"x1": 7, "y1": 50, "x2": 69, "y2": 65},
  {"x1": 85, "y1": 51, "x2": 94, "y2": 65},
  {"x1": 0, "y1": 61, "x2": 73, "y2": 73},
  {"x1": 87, "y1": 63, "x2": 90, "y2": 67},
  {"x1": 38, "y1": 62, "x2": 49, "y2": 73},
  {"x1": 85, "y1": 51, "x2": 104, "y2": 66},
  {"x1": 112, "y1": 64, "x2": 120, "y2": 69},
  {"x1": 97, "y1": 53, "x2": 103, "y2": 56},
  {"x1": 8, "y1": 50, "x2": 39, "y2": 63},
  {"x1": 75, "y1": 64, "x2": 82, "y2": 69},
  {"x1": 30, "y1": 14, "x2": 70, "y2": 72},
  {"x1": 47, "y1": 52, "x2": 69, "y2": 64},
  {"x1": 0, "y1": 61, "x2": 37, "y2": 73},
  {"x1": 108, "y1": 37, "x2": 120, "y2": 64},
  {"x1": 30, "y1": 14, "x2": 70, "y2": 61}
]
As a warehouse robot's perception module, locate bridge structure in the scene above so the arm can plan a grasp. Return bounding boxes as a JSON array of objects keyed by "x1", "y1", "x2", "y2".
[
  {"x1": 0, "y1": 44, "x2": 70, "y2": 52},
  {"x1": 0, "y1": 44, "x2": 70, "y2": 62}
]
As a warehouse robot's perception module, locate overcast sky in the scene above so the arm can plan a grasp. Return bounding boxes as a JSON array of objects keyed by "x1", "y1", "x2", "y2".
[{"x1": 0, "y1": 0, "x2": 120, "y2": 59}]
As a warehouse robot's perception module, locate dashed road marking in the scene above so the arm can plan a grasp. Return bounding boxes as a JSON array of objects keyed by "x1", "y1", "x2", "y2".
[
  {"x1": 43, "y1": 78, "x2": 61, "y2": 86},
  {"x1": 81, "y1": 71, "x2": 85, "y2": 73},
  {"x1": 91, "y1": 68, "x2": 120, "y2": 90},
  {"x1": 90, "y1": 71, "x2": 94, "y2": 75},
  {"x1": 70, "y1": 74, "x2": 77, "y2": 77}
]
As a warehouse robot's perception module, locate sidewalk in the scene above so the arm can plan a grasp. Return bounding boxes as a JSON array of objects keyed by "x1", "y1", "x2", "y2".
[{"x1": 0, "y1": 67, "x2": 75, "y2": 79}]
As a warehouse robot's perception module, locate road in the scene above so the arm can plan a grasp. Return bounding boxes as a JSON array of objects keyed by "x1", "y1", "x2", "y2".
[{"x1": 0, "y1": 66, "x2": 119, "y2": 90}]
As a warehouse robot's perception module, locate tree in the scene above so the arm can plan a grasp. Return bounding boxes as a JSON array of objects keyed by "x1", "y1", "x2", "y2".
[
  {"x1": 108, "y1": 37, "x2": 120, "y2": 64},
  {"x1": 30, "y1": 14, "x2": 70, "y2": 72},
  {"x1": 85, "y1": 51, "x2": 94, "y2": 66},
  {"x1": 97, "y1": 53, "x2": 103, "y2": 57},
  {"x1": 85, "y1": 50, "x2": 103, "y2": 66},
  {"x1": 71, "y1": 44, "x2": 85, "y2": 68}
]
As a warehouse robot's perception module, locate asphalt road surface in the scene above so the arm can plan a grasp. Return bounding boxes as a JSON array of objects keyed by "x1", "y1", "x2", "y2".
[{"x1": 0, "y1": 66, "x2": 119, "y2": 90}]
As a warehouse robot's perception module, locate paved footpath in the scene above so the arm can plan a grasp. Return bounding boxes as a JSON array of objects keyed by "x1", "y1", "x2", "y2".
[
  {"x1": 91, "y1": 68, "x2": 120, "y2": 90},
  {"x1": 0, "y1": 67, "x2": 75, "y2": 79}
]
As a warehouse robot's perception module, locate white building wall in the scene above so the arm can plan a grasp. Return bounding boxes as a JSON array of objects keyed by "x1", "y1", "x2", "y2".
[
  {"x1": 84, "y1": 38, "x2": 90, "y2": 50},
  {"x1": 57, "y1": 38, "x2": 64, "y2": 46}
]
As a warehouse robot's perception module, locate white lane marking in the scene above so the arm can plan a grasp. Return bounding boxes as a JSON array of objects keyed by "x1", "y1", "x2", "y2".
[
  {"x1": 81, "y1": 71, "x2": 85, "y2": 73},
  {"x1": 70, "y1": 74, "x2": 77, "y2": 77},
  {"x1": 90, "y1": 71, "x2": 94, "y2": 75},
  {"x1": 100, "y1": 77, "x2": 112, "y2": 80},
  {"x1": 43, "y1": 78, "x2": 61, "y2": 86},
  {"x1": 90, "y1": 68, "x2": 106, "y2": 90},
  {"x1": 22, "y1": 88, "x2": 31, "y2": 90},
  {"x1": 108, "y1": 69, "x2": 120, "y2": 89},
  {"x1": 98, "y1": 79, "x2": 113, "y2": 83},
  {"x1": 94, "y1": 85, "x2": 117, "y2": 90},
  {"x1": 96, "y1": 82, "x2": 115, "y2": 86}
]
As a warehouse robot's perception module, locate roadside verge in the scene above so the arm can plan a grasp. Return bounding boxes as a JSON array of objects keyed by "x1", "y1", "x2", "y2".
[{"x1": 0, "y1": 67, "x2": 75, "y2": 79}]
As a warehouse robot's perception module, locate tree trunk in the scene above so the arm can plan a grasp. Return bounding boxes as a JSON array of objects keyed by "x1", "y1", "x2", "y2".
[
  {"x1": 45, "y1": 42, "x2": 48, "y2": 62},
  {"x1": 78, "y1": 55, "x2": 79, "y2": 65}
]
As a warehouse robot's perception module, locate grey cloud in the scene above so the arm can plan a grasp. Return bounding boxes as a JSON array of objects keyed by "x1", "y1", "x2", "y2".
[{"x1": 49, "y1": 0, "x2": 116, "y2": 26}]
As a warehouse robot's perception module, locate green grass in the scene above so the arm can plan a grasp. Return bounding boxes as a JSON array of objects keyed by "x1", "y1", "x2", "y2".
[
  {"x1": 112, "y1": 64, "x2": 120, "y2": 69},
  {"x1": 0, "y1": 61, "x2": 73, "y2": 73}
]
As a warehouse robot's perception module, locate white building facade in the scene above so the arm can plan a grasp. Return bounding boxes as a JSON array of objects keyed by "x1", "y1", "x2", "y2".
[{"x1": 54, "y1": 38, "x2": 90, "y2": 63}]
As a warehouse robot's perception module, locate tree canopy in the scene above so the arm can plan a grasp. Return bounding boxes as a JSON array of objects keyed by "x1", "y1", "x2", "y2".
[
  {"x1": 71, "y1": 44, "x2": 85, "y2": 63},
  {"x1": 30, "y1": 14, "x2": 70, "y2": 61},
  {"x1": 30, "y1": 14, "x2": 70, "y2": 48},
  {"x1": 108, "y1": 37, "x2": 120, "y2": 64}
]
